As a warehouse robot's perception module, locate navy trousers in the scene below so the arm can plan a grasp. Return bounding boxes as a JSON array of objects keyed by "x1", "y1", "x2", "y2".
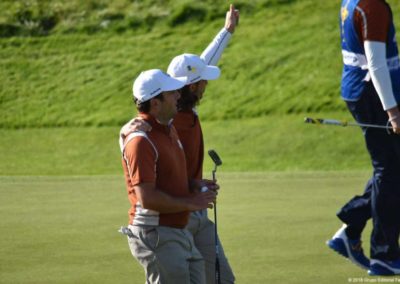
[{"x1": 337, "y1": 82, "x2": 400, "y2": 260}]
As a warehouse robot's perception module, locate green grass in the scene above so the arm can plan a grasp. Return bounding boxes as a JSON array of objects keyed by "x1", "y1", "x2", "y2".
[
  {"x1": 0, "y1": 0, "x2": 301, "y2": 36},
  {"x1": 3, "y1": 1, "x2": 400, "y2": 128},
  {"x1": 0, "y1": 175, "x2": 137, "y2": 284},
  {"x1": 0, "y1": 1, "x2": 396, "y2": 283},
  {"x1": 0, "y1": 113, "x2": 371, "y2": 175},
  {"x1": 1, "y1": 172, "x2": 392, "y2": 284}
]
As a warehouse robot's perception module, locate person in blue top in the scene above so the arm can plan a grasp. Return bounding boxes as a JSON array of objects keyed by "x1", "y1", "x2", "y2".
[{"x1": 327, "y1": 0, "x2": 400, "y2": 276}]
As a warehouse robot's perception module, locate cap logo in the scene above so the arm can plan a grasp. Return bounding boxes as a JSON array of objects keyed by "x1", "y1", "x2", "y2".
[{"x1": 187, "y1": 65, "x2": 197, "y2": 73}]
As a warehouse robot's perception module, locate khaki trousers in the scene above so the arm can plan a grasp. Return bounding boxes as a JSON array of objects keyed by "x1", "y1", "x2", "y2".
[
  {"x1": 186, "y1": 211, "x2": 235, "y2": 284},
  {"x1": 128, "y1": 225, "x2": 206, "y2": 284}
]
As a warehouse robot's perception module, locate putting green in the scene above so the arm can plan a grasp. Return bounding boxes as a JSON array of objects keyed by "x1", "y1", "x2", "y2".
[{"x1": 2, "y1": 172, "x2": 393, "y2": 283}]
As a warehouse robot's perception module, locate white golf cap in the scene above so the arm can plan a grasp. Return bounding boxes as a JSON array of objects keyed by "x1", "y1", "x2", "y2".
[
  {"x1": 133, "y1": 69, "x2": 187, "y2": 103},
  {"x1": 167, "y1": 53, "x2": 221, "y2": 84}
]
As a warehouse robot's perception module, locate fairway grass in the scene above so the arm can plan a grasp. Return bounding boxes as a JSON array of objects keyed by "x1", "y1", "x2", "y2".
[
  {"x1": 0, "y1": 113, "x2": 371, "y2": 175},
  {"x1": 2, "y1": 172, "x2": 396, "y2": 284}
]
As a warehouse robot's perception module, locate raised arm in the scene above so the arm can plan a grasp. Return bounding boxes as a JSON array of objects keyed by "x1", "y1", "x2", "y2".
[{"x1": 200, "y1": 4, "x2": 239, "y2": 66}]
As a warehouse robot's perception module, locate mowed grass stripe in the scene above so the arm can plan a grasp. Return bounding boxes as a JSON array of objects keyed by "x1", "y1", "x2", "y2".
[
  {"x1": 0, "y1": 113, "x2": 370, "y2": 175},
  {"x1": 0, "y1": 173, "x2": 381, "y2": 284}
]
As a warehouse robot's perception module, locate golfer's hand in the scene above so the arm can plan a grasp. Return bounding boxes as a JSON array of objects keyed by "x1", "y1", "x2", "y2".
[
  {"x1": 120, "y1": 117, "x2": 152, "y2": 139},
  {"x1": 225, "y1": 4, "x2": 239, "y2": 33},
  {"x1": 188, "y1": 191, "x2": 217, "y2": 211},
  {"x1": 199, "y1": 179, "x2": 220, "y2": 192},
  {"x1": 390, "y1": 116, "x2": 400, "y2": 134},
  {"x1": 387, "y1": 107, "x2": 400, "y2": 134}
]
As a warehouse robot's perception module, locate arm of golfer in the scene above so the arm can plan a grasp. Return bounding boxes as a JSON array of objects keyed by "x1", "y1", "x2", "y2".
[
  {"x1": 134, "y1": 183, "x2": 216, "y2": 212},
  {"x1": 119, "y1": 117, "x2": 152, "y2": 140},
  {"x1": 200, "y1": 4, "x2": 239, "y2": 66},
  {"x1": 364, "y1": 41, "x2": 400, "y2": 133}
]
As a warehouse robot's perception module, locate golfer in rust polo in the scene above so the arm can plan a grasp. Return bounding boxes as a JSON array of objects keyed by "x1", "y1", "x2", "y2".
[
  {"x1": 120, "y1": 69, "x2": 216, "y2": 284},
  {"x1": 119, "y1": 6, "x2": 238, "y2": 283}
]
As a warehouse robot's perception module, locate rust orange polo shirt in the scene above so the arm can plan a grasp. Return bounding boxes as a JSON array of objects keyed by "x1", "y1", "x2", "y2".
[
  {"x1": 173, "y1": 110, "x2": 204, "y2": 181},
  {"x1": 121, "y1": 113, "x2": 190, "y2": 228}
]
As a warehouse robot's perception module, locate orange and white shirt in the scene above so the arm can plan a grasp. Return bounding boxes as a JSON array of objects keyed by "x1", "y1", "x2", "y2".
[{"x1": 121, "y1": 113, "x2": 190, "y2": 228}]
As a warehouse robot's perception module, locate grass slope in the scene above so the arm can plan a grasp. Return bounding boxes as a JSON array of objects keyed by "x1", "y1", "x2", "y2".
[
  {"x1": 0, "y1": 173, "x2": 383, "y2": 284},
  {"x1": 2, "y1": 1, "x2": 399, "y2": 127}
]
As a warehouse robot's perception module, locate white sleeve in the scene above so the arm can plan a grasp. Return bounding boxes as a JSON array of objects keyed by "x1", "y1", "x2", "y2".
[
  {"x1": 200, "y1": 28, "x2": 232, "y2": 66},
  {"x1": 364, "y1": 41, "x2": 397, "y2": 110}
]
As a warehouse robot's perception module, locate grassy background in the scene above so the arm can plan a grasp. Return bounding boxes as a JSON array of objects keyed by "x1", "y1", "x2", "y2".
[
  {"x1": 1, "y1": 1, "x2": 399, "y2": 127},
  {"x1": 0, "y1": 113, "x2": 371, "y2": 175},
  {"x1": 0, "y1": 173, "x2": 385, "y2": 284},
  {"x1": 0, "y1": 0, "x2": 360, "y2": 128},
  {"x1": 1, "y1": 1, "x2": 397, "y2": 283},
  {"x1": 1, "y1": 0, "x2": 397, "y2": 174}
]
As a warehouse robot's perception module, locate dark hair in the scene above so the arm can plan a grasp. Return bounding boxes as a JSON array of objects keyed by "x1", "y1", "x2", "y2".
[
  {"x1": 134, "y1": 93, "x2": 164, "y2": 113},
  {"x1": 177, "y1": 82, "x2": 199, "y2": 111}
]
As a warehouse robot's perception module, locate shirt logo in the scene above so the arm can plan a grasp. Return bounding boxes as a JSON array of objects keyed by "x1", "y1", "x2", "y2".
[{"x1": 341, "y1": 7, "x2": 349, "y2": 25}]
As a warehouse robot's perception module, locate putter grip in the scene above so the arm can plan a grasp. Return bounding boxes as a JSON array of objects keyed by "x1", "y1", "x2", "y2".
[{"x1": 304, "y1": 117, "x2": 323, "y2": 124}]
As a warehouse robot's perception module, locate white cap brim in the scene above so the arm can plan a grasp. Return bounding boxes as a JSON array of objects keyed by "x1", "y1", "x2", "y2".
[
  {"x1": 162, "y1": 76, "x2": 187, "y2": 92},
  {"x1": 200, "y1": 65, "x2": 220, "y2": 81}
]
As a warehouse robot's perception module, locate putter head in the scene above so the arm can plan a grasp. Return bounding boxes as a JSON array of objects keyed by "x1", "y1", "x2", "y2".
[{"x1": 208, "y1": 149, "x2": 222, "y2": 166}]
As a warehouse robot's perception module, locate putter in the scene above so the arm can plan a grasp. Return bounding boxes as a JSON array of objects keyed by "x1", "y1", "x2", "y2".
[
  {"x1": 304, "y1": 117, "x2": 392, "y2": 129},
  {"x1": 208, "y1": 149, "x2": 222, "y2": 284},
  {"x1": 304, "y1": 117, "x2": 393, "y2": 130}
]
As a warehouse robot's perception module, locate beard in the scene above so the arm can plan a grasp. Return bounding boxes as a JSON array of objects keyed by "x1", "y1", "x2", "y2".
[{"x1": 177, "y1": 85, "x2": 200, "y2": 111}]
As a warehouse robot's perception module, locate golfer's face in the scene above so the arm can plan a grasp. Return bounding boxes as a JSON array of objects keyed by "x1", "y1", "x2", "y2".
[
  {"x1": 196, "y1": 80, "x2": 208, "y2": 100},
  {"x1": 161, "y1": 90, "x2": 180, "y2": 118}
]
